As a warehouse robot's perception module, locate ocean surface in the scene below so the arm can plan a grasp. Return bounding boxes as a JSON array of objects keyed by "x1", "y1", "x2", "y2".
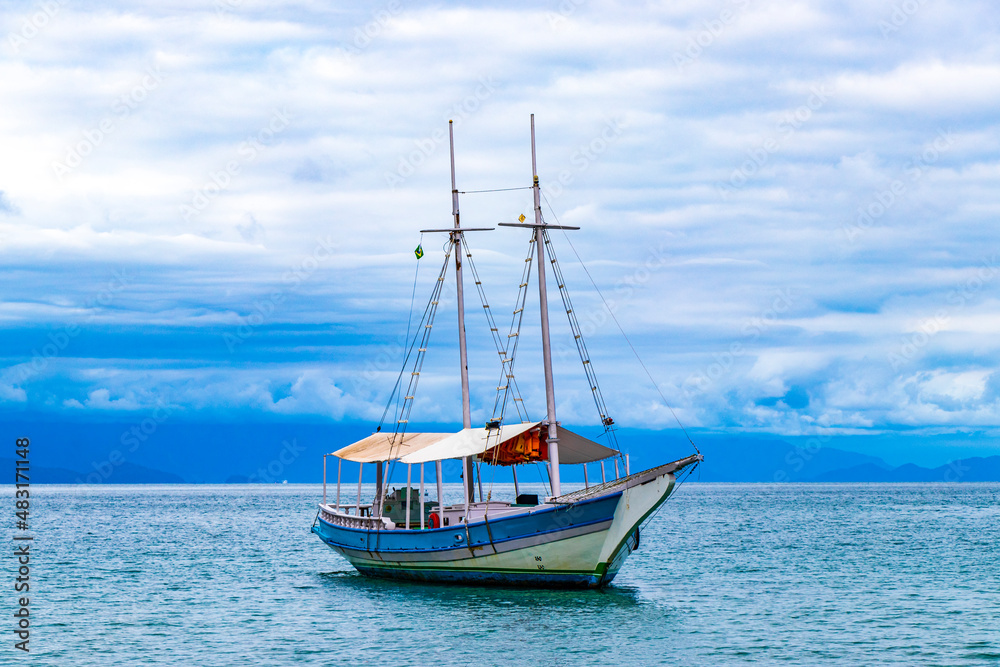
[{"x1": 5, "y1": 482, "x2": 999, "y2": 665}]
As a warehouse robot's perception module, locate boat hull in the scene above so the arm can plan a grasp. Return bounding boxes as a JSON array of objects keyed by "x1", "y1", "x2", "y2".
[{"x1": 312, "y1": 465, "x2": 677, "y2": 588}]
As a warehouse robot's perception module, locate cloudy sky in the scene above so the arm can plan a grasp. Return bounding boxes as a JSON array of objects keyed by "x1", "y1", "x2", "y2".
[{"x1": 2, "y1": 1, "x2": 999, "y2": 455}]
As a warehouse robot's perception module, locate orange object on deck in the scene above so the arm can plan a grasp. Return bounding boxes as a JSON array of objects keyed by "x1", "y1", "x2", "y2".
[{"x1": 482, "y1": 429, "x2": 548, "y2": 465}]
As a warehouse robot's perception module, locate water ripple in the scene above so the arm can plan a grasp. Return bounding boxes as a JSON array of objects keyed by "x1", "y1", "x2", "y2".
[{"x1": 7, "y1": 482, "x2": 999, "y2": 665}]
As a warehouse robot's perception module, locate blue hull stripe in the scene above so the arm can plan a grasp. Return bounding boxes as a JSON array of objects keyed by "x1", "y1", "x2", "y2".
[
  {"x1": 315, "y1": 513, "x2": 612, "y2": 555},
  {"x1": 315, "y1": 518, "x2": 613, "y2": 564},
  {"x1": 313, "y1": 492, "x2": 622, "y2": 557}
]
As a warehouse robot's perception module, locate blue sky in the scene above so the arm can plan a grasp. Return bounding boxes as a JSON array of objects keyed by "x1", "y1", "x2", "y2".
[{"x1": 2, "y1": 1, "x2": 1000, "y2": 459}]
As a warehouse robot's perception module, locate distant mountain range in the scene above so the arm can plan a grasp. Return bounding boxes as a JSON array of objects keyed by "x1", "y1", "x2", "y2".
[
  {"x1": 3, "y1": 451, "x2": 999, "y2": 484},
  {"x1": 0, "y1": 458, "x2": 184, "y2": 484},
  {"x1": 667, "y1": 438, "x2": 1000, "y2": 483},
  {"x1": 690, "y1": 438, "x2": 882, "y2": 482},
  {"x1": 806, "y1": 457, "x2": 1000, "y2": 483},
  {"x1": 2, "y1": 422, "x2": 998, "y2": 484}
]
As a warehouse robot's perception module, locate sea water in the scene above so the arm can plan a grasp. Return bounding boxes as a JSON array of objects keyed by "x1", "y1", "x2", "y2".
[{"x1": 6, "y1": 483, "x2": 999, "y2": 665}]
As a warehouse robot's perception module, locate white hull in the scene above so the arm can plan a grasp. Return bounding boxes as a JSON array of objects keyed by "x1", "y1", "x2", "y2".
[{"x1": 314, "y1": 462, "x2": 684, "y2": 588}]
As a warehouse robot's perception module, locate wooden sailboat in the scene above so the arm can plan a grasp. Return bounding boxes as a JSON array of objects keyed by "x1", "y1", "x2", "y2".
[{"x1": 311, "y1": 116, "x2": 701, "y2": 588}]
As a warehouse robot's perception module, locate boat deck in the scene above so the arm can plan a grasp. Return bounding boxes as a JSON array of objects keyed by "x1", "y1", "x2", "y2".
[
  {"x1": 318, "y1": 454, "x2": 701, "y2": 531},
  {"x1": 318, "y1": 499, "x2": 547, "y2": 531}
]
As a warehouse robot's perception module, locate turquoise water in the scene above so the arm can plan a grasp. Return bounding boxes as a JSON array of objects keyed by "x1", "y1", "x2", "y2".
[{"x1": 7, "y1": 483, "x2": 1000, "y2": 665}]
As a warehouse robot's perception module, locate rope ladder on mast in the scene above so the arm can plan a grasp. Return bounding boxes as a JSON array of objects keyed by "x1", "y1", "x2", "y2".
[{"x1": 462, "y1": 237, "x2": 531, "y2": 428}]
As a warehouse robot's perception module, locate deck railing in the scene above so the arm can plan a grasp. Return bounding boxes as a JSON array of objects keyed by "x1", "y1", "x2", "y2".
[{"x1": 319, "y1": 504, "x2": 395, "y2": 530}]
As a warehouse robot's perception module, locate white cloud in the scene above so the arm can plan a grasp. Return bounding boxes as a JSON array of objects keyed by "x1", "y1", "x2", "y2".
[
  {"x1": 2, "y1": 1, "x2": 1000, "y2": 436},
  {"x1": 833, "y1": 60, "x2": 1000, "y2": 113}
]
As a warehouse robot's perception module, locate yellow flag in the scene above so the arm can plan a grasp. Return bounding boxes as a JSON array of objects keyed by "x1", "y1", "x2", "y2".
[{"x1": 518, "y1": 214, "x2": 526, "y2": 223}]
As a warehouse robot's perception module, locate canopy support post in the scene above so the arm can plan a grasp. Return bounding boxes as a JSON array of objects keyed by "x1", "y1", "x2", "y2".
[
  {"x1": 375, "y1": 461, "x2": 384, "y2": 517},
  {"x1": 613, "y1": 459, "x2": 619, "y2": 480},
  {"x1": 625, "y1": 454, "x2": 630, "y2": 477},
  {"x1": 435, "y1": 461, "x2": 445, "y2": 528},
  {"x1": 512, "y1": 466, "x2": 520, "y2": 499},
  {"x1": 463, "y1": 456, "x2": 471, "y2": 521},
  {"x1": 601, "y1": 461, "x2": 606, "y2": 484},
  {"x1": 356, "y1": 463, "x2": 363, "y2": 515},
  {"x1": 419, "y1": 463, "x2": 425, "y2": 530},
  {"x1": 476, "y1": 462, "x2": 484, "y2": 503},
  {"x1": 322, "y1": 454, "x2": 327, "y2": 506},
  {"x1": 583, "y1": 463, "x2": 589, "y2": 489},
  {"x1": 405, "y1": 464, "x2": 412, "y2": 530},
  {"x1": 335, "y1": 457, "x2": 342, "y2": 511}
]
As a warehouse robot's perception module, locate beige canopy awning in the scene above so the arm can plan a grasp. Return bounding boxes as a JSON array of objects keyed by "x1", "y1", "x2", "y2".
[
  {"x1": 399, "y1": 421, "x2": 619, "y2": 465},
  {"x1": 331, "y1": 431, "x2": 453, "y2": 463},
  {"x1": 332, "y1": 423, "x2": 619, "y2": 465},
  {"x1": 544, "y1": 426, "x2": 620, "y2": 464}
]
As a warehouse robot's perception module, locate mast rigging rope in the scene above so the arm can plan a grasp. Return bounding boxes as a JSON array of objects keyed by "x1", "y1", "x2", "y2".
[
  {"x1": 541, "y1": 227, "x2": 624, "y2": 469},
  {"x1": 395, "y1": 233, "x2": 424, "y2": 423},
  {"x1": 458, "y1": 186, "x2": 533, "y2": 194},
  {"x1": 376, "y1": 240, "x2": 455, "y2": 451},
  {"x1": 540, "y1": 192, "x2": 700, "y2": 456}
]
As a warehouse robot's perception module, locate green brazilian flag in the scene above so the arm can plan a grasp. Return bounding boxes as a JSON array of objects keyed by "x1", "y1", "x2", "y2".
[{"x1": 414, "y1": 244, "x2": 424, "y2": 259}]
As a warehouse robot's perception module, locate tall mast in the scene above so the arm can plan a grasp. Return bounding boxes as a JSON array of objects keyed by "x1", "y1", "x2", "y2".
[
  {"x1": 450, "y1": 120, "x2": 476, "y2": 502},
  {"x1": 531, "y1": 114, "x2": 561, "y2": 498}
]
